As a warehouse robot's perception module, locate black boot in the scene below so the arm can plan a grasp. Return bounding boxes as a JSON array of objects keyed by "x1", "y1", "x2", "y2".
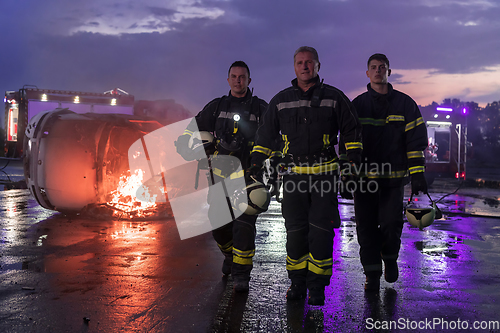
[
  {"x1": 365, "y1": 272, "x2": 381, "y2": 292},
  {"x1": 286, "y1": 282, "x2": 307, "y2": 300},
  {"x1": 307, "y1": 286, "x2": 325, "y2": 306},
  {"x1": 384, "y1": 259, "x2": 398, "y2": 283},
  {"x1": 222, "y1": 254, "x2": 232, "y2": 276},
  {"x1": 233, "y1": 276, "x2": 250, "y2": 292}
]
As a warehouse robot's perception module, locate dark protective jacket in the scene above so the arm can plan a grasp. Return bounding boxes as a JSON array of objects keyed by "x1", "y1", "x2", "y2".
[
  {"x1": 251, "y1": 76, "x2": 362, "y2": 174},
  {"x1": 340, "y1": 83, "x2": 428, "y2": 186},
  {"x1": 182, "y1": 89, "x2": 268, "y2": 171}
]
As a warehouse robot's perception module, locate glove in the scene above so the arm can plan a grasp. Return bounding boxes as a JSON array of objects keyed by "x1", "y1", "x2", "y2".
[
  {"x1": 411, "y1": 172, "x2": 428, "y2": 195},
  {"x1": 245, "y1": 163, "x2": 263, "y2": 183},
  {"x1": 266, "y1": 172, "x2": 280, "y2": 197},
  {"x1": 175, "y1": 134, "x2": 195, "y2": 161},
  {"x1": 338, "y1": 162, "x2": 358, "y2": 200}
]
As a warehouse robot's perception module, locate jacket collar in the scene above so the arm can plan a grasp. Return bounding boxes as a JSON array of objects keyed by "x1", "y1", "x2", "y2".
[
  {"x1": 228, "y1": 89, "x2": 252, "y2": 103},
  {"x1": 292, "y1": 75, "x2": 321, "y2": 96},
  {"x1": 367, "y1": 82, "x2": 393, "y2": 100}
]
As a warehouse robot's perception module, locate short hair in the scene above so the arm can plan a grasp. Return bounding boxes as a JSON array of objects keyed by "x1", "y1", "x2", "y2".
[
  {"x1": 228, "y1": 61, "x2": 250, "y2": 77},
  {"x1": 367, "y1": 53, "x2": 390, "y2": 68},
  {"x1": 294, "y1": 46, "x2": 320, "y2": 63}
]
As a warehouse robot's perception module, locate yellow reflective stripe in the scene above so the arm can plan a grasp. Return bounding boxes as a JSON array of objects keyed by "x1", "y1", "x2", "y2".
[
  {"x1": 290, "y1": 158, "x2": 339, "y2": 174},
  {"x1": 345, "y1": 142, "x2": 363, "y2": 150},
  {"x1": 323, "y1": 134, "x2": 330, "y2": 147},
  {"x1": 287, "y1": 261, "x2": 308, "y2": 271},
  {"x1": 212, "y1": 168, "x2": 244, "y2": 179},
  {"x1": 270, "y1": 151, "x2": 283, "y2": 158},
  {"x1": 405, "y1": 117, "x2": 424, "y2": 132},
  {"x1": 309, "y1": 254, "x2": 333, "y2": 267},
  {"x1": 212, "y1": 168, "x2": 224, "y2": 178},
  {"x1": 282, "y1": 134, "x2": 290, "y2": 155},
  {"x1": 217, "y1": 240, "x2": 233, "y2": 254},
  {"x1": 387, "y1": 115, "x2": 405, "y2": 122},
  {"x1": 362, "y1": 169, "x2": 408, "y2": 179},
  {"x1": 182, "y1": 129, "x2": 194, "y2": 136},
  {"x1": 233, "y1": 248, "x2": 255, "y2": 258},
  {"x1": 252, "y1": 145, "x2": 272, "y2": 156},
  {"x1": 230, "y1": 170, "x2": 244, "y2": 179},
  {"x1": 407, "y1": 151, "x2": 425, "y2": 159},
  {"x1": 276, "y1": 99, "x2": 336, "y2": 110},
  {"x1": 287, "y1": 254, "x2": 309, "y2": 265},
  {"x1": 233, "y1": 257, "x2": 253, "y2": 265},
  {"x1": 233, "y1": 248, "x2": 254, "y2": 265},
  {"x1": 308, "y1": 263, "x2": 332, "y2": 276},
  {"x1": 286, "y1": 254, "x2": 308, "y2": 271},
  {"x1": 409, "y1": 166, "x2": 425, "y2": 174},
  {"x1": 359, "y1": 118, "x2": 386, "y2": 126}
]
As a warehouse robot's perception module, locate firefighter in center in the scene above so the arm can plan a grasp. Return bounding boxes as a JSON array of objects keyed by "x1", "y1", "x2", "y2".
[
  {"x1": 248, "y1": 46, "x2": 363, "y2": 305},
  {"x1": 175, "y1": 61, "x2": 268, "y2": 292}
]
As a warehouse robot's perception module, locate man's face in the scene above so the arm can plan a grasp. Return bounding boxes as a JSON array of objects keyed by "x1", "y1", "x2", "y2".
[
  {"x1": 227, "y1": 66, "x2": 251, "y2": 98},
  {"x1": 294, "y1": 51, "x2": 319, "y2": 84},
  {"x1": 366, "y1": 59, "x2": 391, "y2": 84}
]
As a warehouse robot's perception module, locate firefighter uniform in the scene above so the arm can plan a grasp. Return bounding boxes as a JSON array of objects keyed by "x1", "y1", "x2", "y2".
[
  {"x1": 250, "y1": 76, "x2": 362, "y2": 289},
  {"x1": 341, "y1": 83, "x2": 428, "y2": 278},
  {"x1": 179, "y1": 90, "x2": 268, "y2": 282}
]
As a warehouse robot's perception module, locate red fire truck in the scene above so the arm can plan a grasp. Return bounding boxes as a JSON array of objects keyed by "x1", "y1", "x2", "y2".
[
  {"x1": 4, "y1": 86, "x2": 134, "y2": 158},
  {"x1": 420, "y1": 105, "x2": 469, "y2": 185}
]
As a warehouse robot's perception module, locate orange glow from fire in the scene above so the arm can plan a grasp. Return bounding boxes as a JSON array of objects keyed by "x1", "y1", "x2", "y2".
[{"x1": 107, "y1": 169, "x2": 160, "y2": 218}]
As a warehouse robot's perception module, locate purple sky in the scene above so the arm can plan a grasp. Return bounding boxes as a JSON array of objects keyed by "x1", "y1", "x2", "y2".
[{"x1": 1, "y1": 0, "x2": 499, "y2": 121}]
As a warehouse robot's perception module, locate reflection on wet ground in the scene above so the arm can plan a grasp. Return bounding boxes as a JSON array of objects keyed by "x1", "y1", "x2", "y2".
[{"x1": 1, "y1": 187, "x2": 500, "y2": 332}]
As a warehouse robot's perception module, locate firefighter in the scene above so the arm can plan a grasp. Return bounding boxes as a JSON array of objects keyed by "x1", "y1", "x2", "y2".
[
  {"x1": 248, "y1": 46, "x2": 363, "y2": 305},
  {"x1": 175, "y1": 61, "x2": 268, "y2": 292},
  {"x1": 340, "y1": 53, "x2": 428, "y2": 292}
]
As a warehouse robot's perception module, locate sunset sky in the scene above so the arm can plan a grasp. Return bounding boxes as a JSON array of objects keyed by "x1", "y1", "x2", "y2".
[{"x1": 1, "y1": 0, "x2": 499, "y2": 121}]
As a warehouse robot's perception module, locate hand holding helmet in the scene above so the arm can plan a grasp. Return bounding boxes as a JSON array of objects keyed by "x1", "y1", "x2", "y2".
[
  {"x1": 246, "y1": 163, "x2": 263, "y2": 183},
  {"x1": 175, "y1": 134, "x2": 196, "y2": 161},
  {"x1": 411, "y1": 172, "x2": 428, "y2": 195},
  {"x1": 233, "y1": 177, "x2": 271, "y2": 215},
  {"x1": 175, "y1": 131, "x2": 215, "y2": 161}
]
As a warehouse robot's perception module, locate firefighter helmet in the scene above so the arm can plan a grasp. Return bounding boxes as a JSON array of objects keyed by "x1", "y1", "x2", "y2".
[
  {"x1": 233, "y1": 178, "x2": 271, "y2": 215},
  {"x1": 188, "y1": 131, "x2": 215, "y2": 156},
  {"x1": 405, "y1": 193, "x2": 437, "y2": 230}
]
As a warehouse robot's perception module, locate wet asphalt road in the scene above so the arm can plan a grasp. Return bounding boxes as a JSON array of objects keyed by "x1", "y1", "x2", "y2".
[{"x1": 1, "y1": 180, "x2": 500, "y2": 333}]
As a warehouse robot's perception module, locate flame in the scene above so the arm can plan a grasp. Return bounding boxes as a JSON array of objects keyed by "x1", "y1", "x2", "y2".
[{"x1": 107, "y1": 169, "x2": 160, "y2": 218}]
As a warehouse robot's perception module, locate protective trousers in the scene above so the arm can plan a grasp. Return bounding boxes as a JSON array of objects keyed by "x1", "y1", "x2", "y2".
[
  {"x1": 207, "y1": 174, "x2": 257, "y2": 280},
  {"x1": 354, "y1": 184, "x2": 404, "y2": 274},
  {"x1": 281, "y1": 174, "x2": 338, "y2": 288}
]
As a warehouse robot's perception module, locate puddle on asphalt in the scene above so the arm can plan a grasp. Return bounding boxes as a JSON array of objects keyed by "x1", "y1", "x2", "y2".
[{"x1": 415, "y1": 240, "x2": 459, "y2": 258}]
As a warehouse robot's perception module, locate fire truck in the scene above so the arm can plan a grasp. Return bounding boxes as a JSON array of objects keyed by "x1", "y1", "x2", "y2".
[
  {"x1": 420, "y1": 105, "x2": 469, "y2": 185},
  {"x1": 4, "y1": 86, "x2": 135, "y2": 158}
]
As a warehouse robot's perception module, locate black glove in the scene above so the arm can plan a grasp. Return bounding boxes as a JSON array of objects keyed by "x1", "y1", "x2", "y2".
[
  {"x1": 246, "y1": 163, "x2": 263, "y2": 183},
  {"x1": 266, "y1": 172, "x2": 280, "y2": 197},
  {"x1": 338, "y1": 162, "x2": 358, "y2": 200},
  {"x1": 411, "y1": 172, "x2": 428, "y2": 195},
  {"x1": 175, "y1": 134, "x2": 195, "y2": 161}
]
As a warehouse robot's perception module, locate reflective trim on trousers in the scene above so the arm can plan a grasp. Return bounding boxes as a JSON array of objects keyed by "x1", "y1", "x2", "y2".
[{"x1": 233, "y1": 247, "x2": 255, "y2": 265}]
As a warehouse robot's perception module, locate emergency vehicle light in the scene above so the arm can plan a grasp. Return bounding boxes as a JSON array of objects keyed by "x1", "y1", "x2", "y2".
[
  {"x1": 436, "y1": 107, "x2": 453, "y2": 112},
  {"x1": 426, "y1": 121, "x2": 452, "y2": 127},
  {"x1": 41, "y1": 94, "x2": 48, "y2": 101},
  {"x1": 111, "y1": 98, "x2": 117, "y2": 106},
  {"x1": 74, "y1": 96, "x2": 80, "y2": 103}
]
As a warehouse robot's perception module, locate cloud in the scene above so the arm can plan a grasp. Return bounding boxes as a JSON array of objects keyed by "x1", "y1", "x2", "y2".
[
  {"x1": 0, "y1": 0, "x2": 499, "y2": 121},
  {"x1": 378, "y1": 66, "x2": 500, "y2": 107}
]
